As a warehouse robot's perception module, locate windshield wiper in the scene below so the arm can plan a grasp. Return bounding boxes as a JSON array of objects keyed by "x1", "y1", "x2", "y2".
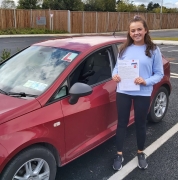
[
  {"x1": 0, "y1": 89, "x2": 8, "y2": 95},
  {"x1": 8, "y1": 92, "x2": 37, "y2": 98}
]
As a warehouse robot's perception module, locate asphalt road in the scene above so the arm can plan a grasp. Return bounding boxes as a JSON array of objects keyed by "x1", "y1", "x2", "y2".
[
  {"x1": 116, "y1": 30, "x2": 178, "y2": 38},
  {"x1": 0, "y1": 33, "x2": 178, "y2": 180},
  {"x1": 150, "y1": 30, "x2": 178, "y2": 37},
  {"x1": 0, "y1": 29, "x2": 178, "y2": 55},
  {"x1": 0, "y1": 36, "x2": 53, "y2": 55},
  {"x1": 54, "y1": 45, "x2": 178, "y2": 180},
  {"x1": 56, "y1": 45, "x2": 178, "y2": 180}
]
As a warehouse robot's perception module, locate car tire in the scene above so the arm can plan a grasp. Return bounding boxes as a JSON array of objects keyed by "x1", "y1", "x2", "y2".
[
  {"x1": 0, "y1": 145, "x2": 57, "y2": 180},
  {"x1": 148, "y1": 87, "x2": 169, "y2": 123}
]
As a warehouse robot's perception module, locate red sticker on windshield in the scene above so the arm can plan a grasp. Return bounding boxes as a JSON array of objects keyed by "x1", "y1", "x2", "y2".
[{"x1": 61, "y1": 53, "x2": 78, "y2": 62}]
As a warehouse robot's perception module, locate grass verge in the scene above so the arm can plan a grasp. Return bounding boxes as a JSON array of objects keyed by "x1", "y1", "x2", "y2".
[
  {"x1": 0, "y1": 28, "x2": 68, "y2": 35},
  {"x1": 152, "y1": 37, "x2": 178, "y2": 41}
]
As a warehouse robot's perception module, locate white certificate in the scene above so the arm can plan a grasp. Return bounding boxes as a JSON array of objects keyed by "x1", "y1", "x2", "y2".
[{"x1": 118, "y1": 59, "x2": 140, "y2": 91}]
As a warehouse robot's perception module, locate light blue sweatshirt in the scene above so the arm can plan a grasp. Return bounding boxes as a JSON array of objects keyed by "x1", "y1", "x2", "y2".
[{"x1": 112, "y1": 44, "x2": 164, "y2": 96}]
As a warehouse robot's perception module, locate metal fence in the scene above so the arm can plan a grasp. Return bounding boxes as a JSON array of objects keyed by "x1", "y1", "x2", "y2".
[{"x1": 0, "y1": 9, "x2": 177, "y2": 33}]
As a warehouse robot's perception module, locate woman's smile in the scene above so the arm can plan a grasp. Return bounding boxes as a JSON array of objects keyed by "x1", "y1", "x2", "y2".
[{"x1": 129, "y1": 22, "x2": 147, "y2": 45}]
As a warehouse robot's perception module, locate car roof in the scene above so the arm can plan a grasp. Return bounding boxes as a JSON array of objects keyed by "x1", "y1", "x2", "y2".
[{"x1": 34, "y1": 36, "x2": 126, "y2": 52}]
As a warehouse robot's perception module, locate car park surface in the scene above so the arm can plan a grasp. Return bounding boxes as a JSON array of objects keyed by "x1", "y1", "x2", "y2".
[
  {"x1": 0, "y1": 36, "x2": 171, "y2": 180},
  {"x1": 56, "y1": 47, "x2": 178, "y2": 180}
]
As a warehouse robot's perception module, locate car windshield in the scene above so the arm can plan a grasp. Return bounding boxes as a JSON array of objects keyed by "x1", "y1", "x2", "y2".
[{"x1": 0, "y1": 45, "x2": 79, "y2": 97}]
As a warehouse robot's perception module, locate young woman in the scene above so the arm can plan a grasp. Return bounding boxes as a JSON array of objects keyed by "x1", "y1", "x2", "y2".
[{"x1": 112, "y1": 15, "x2": 164, "y2": 170}]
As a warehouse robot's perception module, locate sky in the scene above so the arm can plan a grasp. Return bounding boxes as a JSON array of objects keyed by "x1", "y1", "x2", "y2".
[
  {"x1": 0, "y1": 0, "x2": 178, "y2": 8},
  {"x1": 131, "y1": 0, "x2": 178, "y2": 8}
]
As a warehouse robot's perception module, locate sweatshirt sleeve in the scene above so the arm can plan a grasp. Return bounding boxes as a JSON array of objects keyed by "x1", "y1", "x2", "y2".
[
  {"x1": 145, "y1": 47, "x2": 164, "y2": 86},
  {"x1": 112, "y1": 59, "x2": 118, "y2": 77}
]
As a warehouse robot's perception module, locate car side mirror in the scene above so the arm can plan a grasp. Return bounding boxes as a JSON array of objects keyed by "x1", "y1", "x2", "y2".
[{"x1": 69, "y1": 83, "x2": 93, "y2": 105}]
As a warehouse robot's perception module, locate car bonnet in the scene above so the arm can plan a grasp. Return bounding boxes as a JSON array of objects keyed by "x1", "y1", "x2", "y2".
[{"x1": 0, "y1": 94, "x2": 41, "y2": 124}]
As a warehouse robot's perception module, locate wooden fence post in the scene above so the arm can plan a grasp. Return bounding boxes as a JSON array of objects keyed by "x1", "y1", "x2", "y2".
[
  {"x1": 30, "y1": 9, "x2": 32, "y2": 28},
  {"x1": 51, "y1": 14, "x2": 53, "y2": 31},
  {"x1": 13, "y1": 9, "x2": 16, "y2": 28},
  {"x1": 49, "y1": 11, "x2": 54, "y2": 31},
  {"x1": 107, "y1": 12, "x2": 109, "y2": 32},
  {"x1": 160, "y1": 13, "x2": 162, "y2": 29},
  {"x1": 96, "y1": 12, "x2": 98, "y2": 33},
  {"x1": 82, "y1": 11, "x2": 84, "y2": 33},
  {"x1": 118, "y1": 12, "x2": 120, "y2": 32},
  {"x1": 67, "y1": 10, "x2": 71, "y2": 33},
  {"x1": 122, "y1": 13, "x2": 123, "y2": 31},
  {"x1": 154, "y1": 13, "x2": 155, "y2": 30},
  {"x1": 0, "y1": 9, "x2": 2, "y2": 29},
  {"x1": 167, "y1": 13, "x2": 169, "y2": 29},
  {"x1": 49, "y1": 9, "x2": 51, "y2": 30}
]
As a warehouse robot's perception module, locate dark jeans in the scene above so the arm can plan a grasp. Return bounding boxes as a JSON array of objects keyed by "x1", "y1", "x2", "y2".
[{"x1": 116, "y1": 92, "x2": 150, "y2": 152}]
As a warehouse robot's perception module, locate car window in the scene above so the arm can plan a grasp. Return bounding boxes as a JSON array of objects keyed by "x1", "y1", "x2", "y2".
[
  {"x1": 0, "y1": 46, "x2": 79, "y2": 96},
  {"x1": 69, "y1": 46, "x2": 115, "y2": 87},
  {"x1": 53, "y1": 81, "x2": 68, "y2": 100}
]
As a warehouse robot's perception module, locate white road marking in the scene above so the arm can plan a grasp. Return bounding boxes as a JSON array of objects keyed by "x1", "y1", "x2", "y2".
[
  {"x1": 170, "y1": 62, "x2": 178, "y2": 64},
  {"x1": 171, "y1": 76, "x2": 178, "y2": 79},
  {"x1": 160, "y1": 46, "x2": 175, "y2": 49},
  {"x1": 171, "y1": 73, "x2": 178, "y2": 76},
  {"x1": 168, "y1": 50, "x2": 178, "y2": 52},
  {"x1": 108, "y1": 123, "x2": 178, "y2": 180}
]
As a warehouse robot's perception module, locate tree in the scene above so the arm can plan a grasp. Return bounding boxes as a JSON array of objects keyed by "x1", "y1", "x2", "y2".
[
  {"x1": 17, "y1": 0, "x2": 41, "y2": 9},
  {"x1": 102, "y1": 0, "x2": 116, "y2": 12},
  {"x1": 137, "y1": 4, "x2": 147, "y2": 12},
  {"x1": 153, "y1": 3, "x2": 160, "y2": 9},
  {"x1": 84, "y1": 0, "x2": 98, "y2": 11},
  {"x1": 153, "y1": 6, "x2": 178, "y2": 13},
  {"x1": 116, "y1": 0, "x2": 121, "y2": 4},
  {"x1": 1, "y1": 0, "x2": 16, "y2": 9},
  {"x1": 42, "y1": 0, "x2": 84, "y2": 10},
  {"x1": 42, "y1": 0, "x2": 64, "y2": 10},
  {"x1": 152, "y1": 6, "x2": 167, "y2": 13},
  {"x1": 147, "y1": 2, "x2": 160, "y2": 12},
  {"x1": 84, "y1": 0, "x2": 116, "y2": 12},
  {"x1": 167, "y1": 8, "x2": 178, "y2": 13},
  {"x1": 116, "y1": 0, "x2": 135, "y2": 12},
  {"x1": 147, "y1": 1, "x2": 153, "y2": 11},
  {"x1": 62, "y1": 0, "x2": 84, "y2": 11}
]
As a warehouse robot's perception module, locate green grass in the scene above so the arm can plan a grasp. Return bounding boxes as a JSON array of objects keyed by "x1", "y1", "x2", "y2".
[
  {"x1": 0, "y1": 28, "x2": 68, "y2": 35},
  {"x1": 0, "y1": 49, "x2": 11, "y2": 62},
  {"x1": 152, "y1": 37, "x2": 178, "y2": 41}
]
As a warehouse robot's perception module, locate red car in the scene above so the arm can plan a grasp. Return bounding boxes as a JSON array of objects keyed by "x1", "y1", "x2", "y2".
[{"x1": 0, "y1": 36, "x2": 171, "y2": 180}]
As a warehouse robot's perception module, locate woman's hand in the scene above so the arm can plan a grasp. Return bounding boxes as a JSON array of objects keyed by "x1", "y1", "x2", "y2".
[
  {"x1": 112, "y1": 74, "x2": 121, "y2": 82},
  {"x1": 134, "y1": 77, "x2": 146, "y2": 85}
]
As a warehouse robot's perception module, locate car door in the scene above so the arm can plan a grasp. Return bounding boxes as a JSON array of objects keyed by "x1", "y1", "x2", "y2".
[{"x1": 60, "y1": 46, "x2": 118, "y2": 162}]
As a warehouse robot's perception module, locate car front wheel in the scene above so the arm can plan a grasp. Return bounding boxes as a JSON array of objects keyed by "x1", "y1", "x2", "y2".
[
  {"x1": 148, "y1": 87, "x2": 169, "y2": 123},
  {"x1": 0, "y1": 145, "x2": 57, "y2": 180}
]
